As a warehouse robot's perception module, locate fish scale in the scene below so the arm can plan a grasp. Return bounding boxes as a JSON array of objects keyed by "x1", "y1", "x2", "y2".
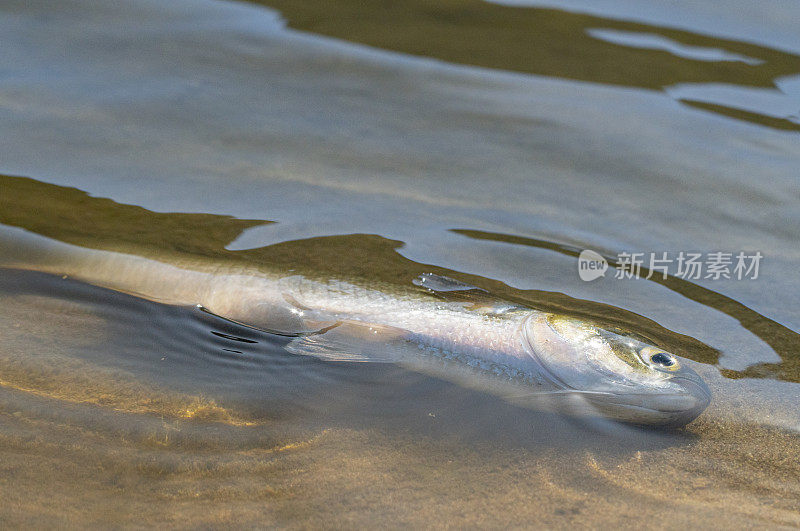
[{"x1": 282, "y1": 275, "x2": 535, "y2": 373}]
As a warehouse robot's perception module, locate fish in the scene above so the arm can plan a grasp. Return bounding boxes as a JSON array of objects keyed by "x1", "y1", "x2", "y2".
[{"x1": 0, "y1": 224, "x2": 710, "y2": 427}]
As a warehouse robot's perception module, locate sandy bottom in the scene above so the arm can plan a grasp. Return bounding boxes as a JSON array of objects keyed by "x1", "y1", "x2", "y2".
[
  {"x1": 1, "y1": 270, "x2": 799, "y2": 529},
  {"x1": 1, "y1": 410, "x2": 799, "y2": 528}
]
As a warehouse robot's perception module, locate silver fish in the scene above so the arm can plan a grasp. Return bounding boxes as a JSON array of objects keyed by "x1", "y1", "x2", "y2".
[{"x1": 1, "y1": 226, "x2": 710, "y2": 427}]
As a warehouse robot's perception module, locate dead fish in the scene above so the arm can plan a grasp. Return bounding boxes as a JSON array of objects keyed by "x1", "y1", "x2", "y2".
[{"x1": 0, "y1": 226, "x2": 710, "y2": 427}]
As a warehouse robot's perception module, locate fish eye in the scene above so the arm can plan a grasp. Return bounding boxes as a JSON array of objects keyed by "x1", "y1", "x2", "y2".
[
  {"x1": 639, "y1": 346, "x2": 680, "y2": 371},
  {"x1": 651, "y1": 352, "x2": 674, "y2": 366}
]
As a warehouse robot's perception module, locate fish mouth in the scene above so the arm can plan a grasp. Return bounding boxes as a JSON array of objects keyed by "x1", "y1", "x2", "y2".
[{"x1": 580, "y1": 376, "x2": 712, "y2": 428}]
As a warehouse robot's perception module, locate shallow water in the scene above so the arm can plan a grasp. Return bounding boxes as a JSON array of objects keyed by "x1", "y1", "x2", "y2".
[{"x1": 1, "y1": 0, "x2": 800, "y2": 526}]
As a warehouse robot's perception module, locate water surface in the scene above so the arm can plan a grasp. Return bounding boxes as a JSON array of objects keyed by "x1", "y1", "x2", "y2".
[{"x1": 1, "y1": 0, "x2": 800, "y2": 526}]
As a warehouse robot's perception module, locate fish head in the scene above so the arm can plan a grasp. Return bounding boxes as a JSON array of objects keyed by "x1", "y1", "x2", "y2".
[{"x1": 523, "y1": 312, "x2": 711, "y2": 427}]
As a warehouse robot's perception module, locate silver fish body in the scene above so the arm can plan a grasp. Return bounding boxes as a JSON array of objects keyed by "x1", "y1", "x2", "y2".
[{"x1": 0, "y1": 225, "x2": 710, "y2": 426}]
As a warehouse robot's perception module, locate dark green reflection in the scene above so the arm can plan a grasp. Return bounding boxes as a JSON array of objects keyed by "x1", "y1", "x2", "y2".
[
  {"x1": 680, "y1": 100, "x2": 800, "y2": 132},
  {"x1": 250, "y1": 0, "x2": 800, "y2": 131},
  {"x1": 250, "y1": 0, "x2": 800, "y2": 88},
  {"x1": 0, "y1": 175, "x2": 269, "y2": 260},
  {"x1": 0, "y1": 173, "x2": 717, "y2": 368},
  {"x1": 453, "y1": 229, "x2": 800, "y2": 382}
]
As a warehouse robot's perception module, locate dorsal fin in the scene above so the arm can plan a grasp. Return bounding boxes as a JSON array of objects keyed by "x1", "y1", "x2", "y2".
[
  {"x1": 413, "y1": 273, "x2": 485, "y2": 293},
  {"x1": 413, "y1": 273, "x2": 526, "y2": 316}
]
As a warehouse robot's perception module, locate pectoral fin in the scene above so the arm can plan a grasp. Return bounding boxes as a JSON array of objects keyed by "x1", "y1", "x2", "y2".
[
  {"x1": 197, "y1": 301, "x2": 334, "y2": 337},
  {"x1": 285, "y1": 321, "x2": 416, "y2": 363}
]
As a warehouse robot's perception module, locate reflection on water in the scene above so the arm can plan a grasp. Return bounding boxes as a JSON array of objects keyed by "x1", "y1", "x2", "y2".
[
  {"x1": 586, "y1": 29, "x2": 764, "y2": 65},
  {"x1": 0, "y1": 175, "x2": 269, "y2": 262},
  {"x1": 2, "y1": 0, "x2": 800, "y2": 525},
  {"x1": 258, "y1": 0, "x2": 800, "y2": 130}
]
